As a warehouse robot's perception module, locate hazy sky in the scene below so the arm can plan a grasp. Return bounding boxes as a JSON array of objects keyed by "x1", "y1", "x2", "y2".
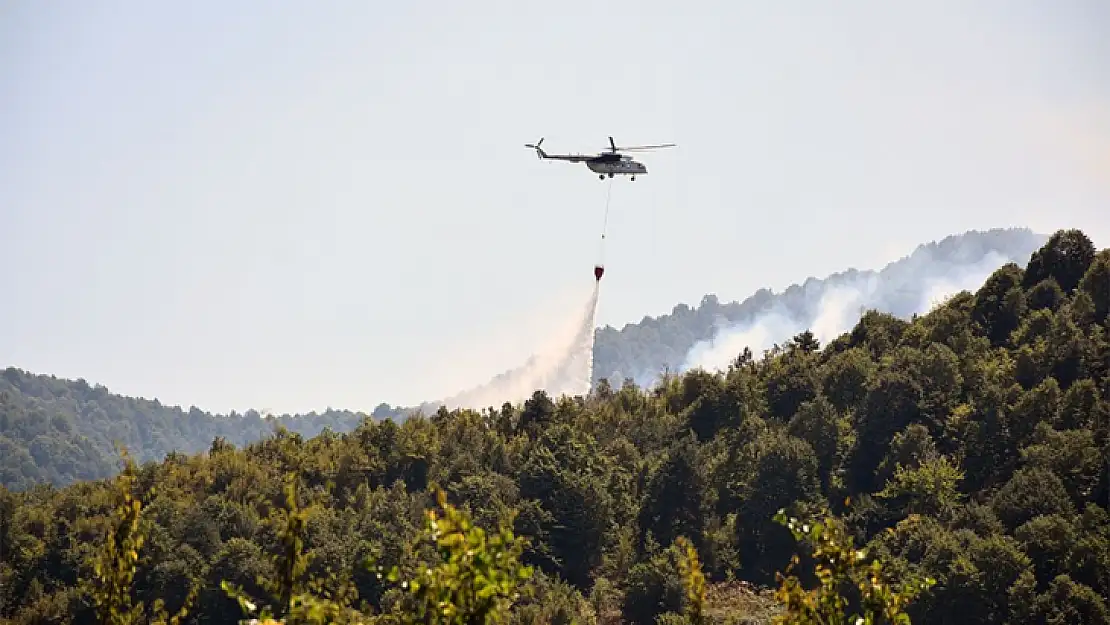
[{"x1": 2, "y1": 1, "x2": 1108, "y2": 414}]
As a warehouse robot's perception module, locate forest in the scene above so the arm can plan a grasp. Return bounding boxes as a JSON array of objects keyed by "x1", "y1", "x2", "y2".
[
  {"x1": 0, "y1": 372, "x2": 370, "y2": 491},
  {"x1": 1, "y1": 227, "x2": 1109, "y2": 625},
  {"x1": 0, "y1": 228, "x2": 1048, "y2": 490},
  {"x1": 588, "y1": 227, "x2": 1049, "y2": 387}
]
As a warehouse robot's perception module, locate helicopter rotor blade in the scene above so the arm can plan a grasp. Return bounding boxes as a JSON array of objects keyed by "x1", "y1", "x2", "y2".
[{"x1": 613, "y1": 143, "x2": 676, "y2": 151}]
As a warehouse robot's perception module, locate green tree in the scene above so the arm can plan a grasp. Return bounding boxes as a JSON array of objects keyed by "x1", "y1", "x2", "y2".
[
  {"x1": 1027, "y1": 277, "x2": 1066, "y2": 312},
  {"x1": 1023, "y1": 228, "x2": 1097, "y2": 293},
  {"x1": 787, "y1": 397, "x2": 841, "y2": 494},
  {"x1": 971, "y1": 263, "x2": 1026, "y2": 346},
  {"x1": 876, "y1": 455, "x2": 964, "y2": 517},
  {"x1": 1078, "y1": 249, "x2": 1110, "y2": 322},
  {"x1": 516, "y1": 424, "x2": 614, "y2": 590},
  {"x1": 819, "y1": 346, "x2": 875, "y2": 412},
  {"x1": 638, "y1": 433, "x2": 714, "y2": 559}
]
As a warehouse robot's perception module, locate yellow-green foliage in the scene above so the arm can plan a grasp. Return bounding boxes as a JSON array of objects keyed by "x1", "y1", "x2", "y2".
[
  {"x1": 83, "y1": 449, "x2": 199, "y2": 625},
  {"x1": 221, "y1": 474, "x2": 364, "y2": 625},
  {"x1": 381, "y1": 485, "x2": 533, "y2": 625},
  {"x1": 674, "y1": 537, "x2": 707, "y2": 625},
  {"x1": 770, "y1": 507, "x2": 935, "y2": 625}
]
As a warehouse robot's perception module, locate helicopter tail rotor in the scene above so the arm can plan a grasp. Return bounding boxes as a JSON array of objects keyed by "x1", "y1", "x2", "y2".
[{"x1": 524, "y1": 137, "x2": 546, "y2": 158}]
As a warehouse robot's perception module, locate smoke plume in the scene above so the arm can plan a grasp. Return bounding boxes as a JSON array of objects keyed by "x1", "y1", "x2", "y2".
[
  {"x1": 681, "y1": 249, "x2": 1011, "y2": 373},
  {"x1": 434, "y1": 281, "x2": 601, "y2": 410},
  {"x1": 400, "y1": 228, "x2": 1045, "y2": 417}
]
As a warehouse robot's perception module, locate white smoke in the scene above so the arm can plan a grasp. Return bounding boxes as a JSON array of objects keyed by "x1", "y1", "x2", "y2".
[
  {"x1": 917, "y1": 254, "x2": 1008, "y2": 312},
  {"x1": 436, "y1": 282, "x2": 600, "y2": 410},
  {"x1": 682, "y1": 282, "x2": 874, "y2": 371},
  {"x1": 408, "y1": 230, "x2": 1043, "y2": 413},
  {"x1": 681, "y1": 249, "x2": 1012, "y2": 373}
]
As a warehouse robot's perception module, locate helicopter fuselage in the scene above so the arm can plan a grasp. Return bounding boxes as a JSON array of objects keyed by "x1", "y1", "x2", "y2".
[{"x1": 586, "y1": 157, "x2": 647, "y2": 178}]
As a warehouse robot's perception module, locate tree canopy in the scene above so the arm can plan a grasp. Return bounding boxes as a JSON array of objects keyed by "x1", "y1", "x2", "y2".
[{"x1": 2, "y1": 227, "x2": 1109, "y2": 625}]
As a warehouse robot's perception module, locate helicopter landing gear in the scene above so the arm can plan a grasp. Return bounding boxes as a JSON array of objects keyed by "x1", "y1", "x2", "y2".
[
  {"x1": 631, "y1": 175, "x2": 636, "y2": 181},
  {"x1": 599, "y1": 174, "x2": 605, "y2": 180},
  {"x1": 607, "y1": 173, "x2": 614, "y2": 179}
]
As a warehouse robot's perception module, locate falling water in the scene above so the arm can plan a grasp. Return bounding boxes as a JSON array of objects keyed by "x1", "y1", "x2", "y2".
[{"x1": 437, "y1": 281, "x2": 601, "y2": 410}]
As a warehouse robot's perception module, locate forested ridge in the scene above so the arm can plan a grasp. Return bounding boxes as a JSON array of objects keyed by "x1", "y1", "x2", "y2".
[
  {"x1": 2, "y1": 227, "x2": 1109, "y2": 625},
  {"x1": 367, "y1": 227, "x2": 1050, "y2": 421},
  {"x1": 590, "y1": 227, "x2": 1048, "y2": 387},
  {"x1": 0, "y1": 373, "x2": 369, "y2": 490},
  {"x1": 0, "y1": 228, "x2": 1046, "y2": 490}
]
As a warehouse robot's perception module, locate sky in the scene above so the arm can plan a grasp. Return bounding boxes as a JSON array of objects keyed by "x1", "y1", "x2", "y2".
[{"x1": 2, "y1": 0, "x2": 1108, "y2": 414}]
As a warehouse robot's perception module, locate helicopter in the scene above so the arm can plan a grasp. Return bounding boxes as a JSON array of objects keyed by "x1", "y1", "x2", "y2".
[{"x1": 524, "y1": 136, "x2": 675, "y2": 180}]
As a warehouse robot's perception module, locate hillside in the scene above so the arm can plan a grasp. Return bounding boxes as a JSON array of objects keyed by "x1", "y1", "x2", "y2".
[
  {"x1": 591, "y1": 227, "x2": 1049, "y2": 387},
  {"x1": 1, "y1": 227, "x2": 1107, "y2": 625},
  {"x1": 0, "y1": 370, "x2": 369, "y2": 490},
  {"x1": 372, "y1": 227, "x2": 1051, "y2": 419},
  {"x1": 0, "y1": 227, "x2": 1053, "y2": 491}
]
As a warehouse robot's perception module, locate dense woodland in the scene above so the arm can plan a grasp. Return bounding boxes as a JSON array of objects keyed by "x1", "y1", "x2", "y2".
[
  {"x1": 2, "y1": 227, "x2": 1109, "y2": 624},
  {"x1": 0, "y1": 229, "x2": 1047, "y2": 490},
  {"x1": 589, "y1": 227, "x2": 1048, "y2": 387},
  {"x1": 323, "y1": 228, "x2": 1052, "y2": 428},
  {"x1": 0, "y1": 373, "x2": 369, "y2": 490}
]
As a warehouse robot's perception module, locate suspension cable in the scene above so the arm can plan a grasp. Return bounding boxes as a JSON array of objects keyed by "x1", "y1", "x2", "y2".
[{"x1": 597, "y1": 178, "x2": 613, "y2": 266}]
